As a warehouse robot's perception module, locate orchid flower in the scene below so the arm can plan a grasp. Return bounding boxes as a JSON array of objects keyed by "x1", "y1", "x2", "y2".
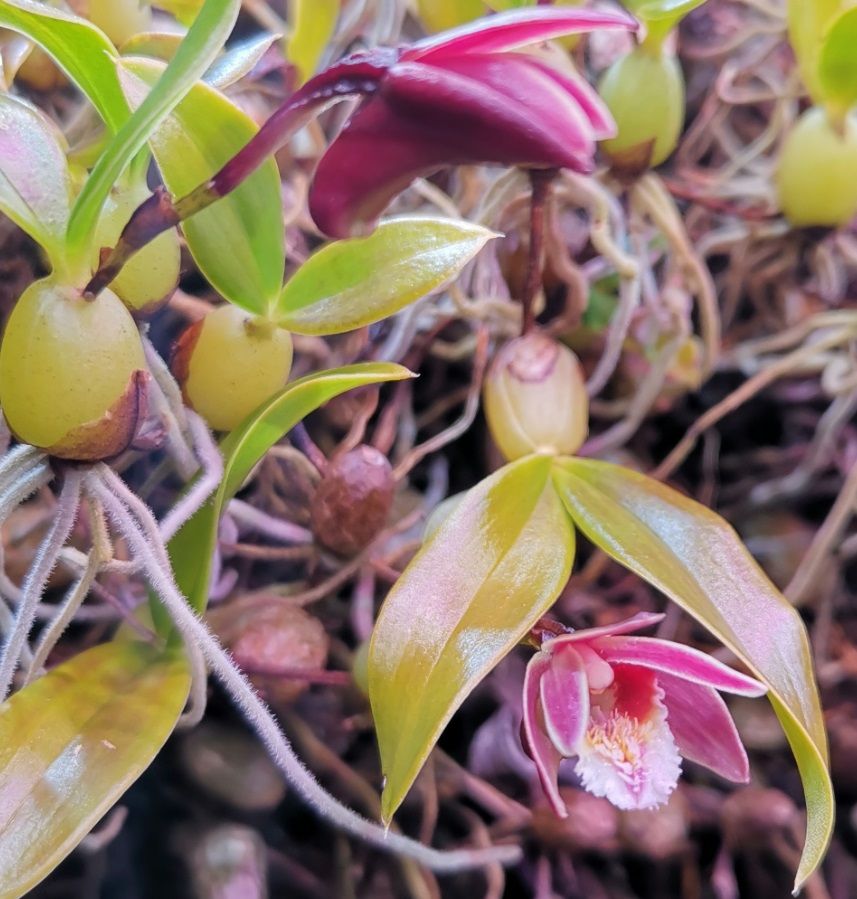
[
  {"x1": 522, "y1": 613, "x2": 767, "y2": 813},
  {"x1": 307, "y1": 7, "x2": 637, "y2": 237},
  {"x1": 88, "y1": 8, "x2": 638, "y2": 296}
]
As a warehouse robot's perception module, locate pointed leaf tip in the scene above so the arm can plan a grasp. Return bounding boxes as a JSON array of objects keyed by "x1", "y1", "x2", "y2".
[{"x1": 278, "y1": 217, "x2": 496, "y2": 334}]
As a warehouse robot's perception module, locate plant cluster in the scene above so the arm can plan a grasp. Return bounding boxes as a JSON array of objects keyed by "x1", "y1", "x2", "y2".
[{"x1": 0, "y1": 1, "x2": 850, "y2": 897}]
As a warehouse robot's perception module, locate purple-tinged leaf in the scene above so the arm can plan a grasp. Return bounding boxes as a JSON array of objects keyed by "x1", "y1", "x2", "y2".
[
  {"x1": 0, "y1": 93, "x2": 70, "y2": 264},
  {"x1": 0, "y1": 641, "x2": 189, "y2": 896},
  {"x1": 369, "y1": 454, "x2": 575, "y2": 822},
  {"x1": 551, "y1": 456, "x2": 832, "y2": 892}
]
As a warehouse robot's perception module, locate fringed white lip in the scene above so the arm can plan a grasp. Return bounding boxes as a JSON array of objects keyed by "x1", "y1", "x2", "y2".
[{"x1": 574, "y1": 684, "x2": 682, "y2": 810}]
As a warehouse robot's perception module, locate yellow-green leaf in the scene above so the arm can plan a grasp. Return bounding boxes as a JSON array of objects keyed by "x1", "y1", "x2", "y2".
[
  {"x1": 787, "y1": 0, "x2": 843, "y2": 106},
  {"x1": 119, "y1": 57, "x2": 284, "y2": 314},
  {"x1": 65, "y1": 0, "x2": 240, "y2": 264},
  {"x1": 286, "y1": 0, "x2": 338, "y2": 84},
  {"x1": 552, "y1": 457, "x2": 832, "y2": 893},
  {"x1": 369, "y1": 454, "x2": 575, "y2": 822},
  {"x1": 120, "y1": 31, "x2": 184, "y2": 62},
  {"x1": 0, "y1": 93, "x2": 70, "y2": 263},
  {"x1": 417, "y1": 0, "x2": 485, "y2": 31},
  {"x1": 157, "y1": 0, "x2": 205, "y2": 26},
  {"x1": 623, "y1": 0, "x2": 706, "y2": 46},
  {"x1": 0, "y1": 0, "x2": 127, "y2": 131},
  {"x1": 817, "y1": 8, "x2": 857, "y2": 116},
  {"x1": 278, "y1": 217, "x2": 496, "y2": 336},
  {"x1": 164, "y1": 363, "x2": 411, "y2": 625},
  {"x1": 0, "y1": 641, "x2": 190, "y2": 897}
]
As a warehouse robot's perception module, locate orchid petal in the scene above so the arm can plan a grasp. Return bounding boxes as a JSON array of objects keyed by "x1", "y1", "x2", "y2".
[
  {"x1": 548, "y1": 612, "x2": 665, "y2": 649},
  {"x1": 417, "y1": 53, "x2": 599, "y2": 163},
  {"x1": 310, "y1": 54, "x2": 598, "y2": 237},
  {"x1": 308, "y1": 95, "x2": 452, "y2": 237},
  {"x1": 407, "y1": 7, "x2": 638, "y2": 61},
  {"x1": 658, "y1": 671, "x2": 751, "y2": 784},
  {"x1": 522, "y1": 651, "x2": 567, "y2": 817},
  {"x1": 384, "y1": 58, "x2": 595, "y2": 170},
  {"x1": 594, "y1": 636, "x2": 767, "y2": 697},
  {"x1": 517, "y1": 55, "x2": 616, "y2": 140},
  {"x1": 539, "y1": 645, "x2": 589, "y2": 756}
]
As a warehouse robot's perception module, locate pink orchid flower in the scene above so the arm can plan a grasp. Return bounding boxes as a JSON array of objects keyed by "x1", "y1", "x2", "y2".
[
  {"x1": 306, "y1": 8, "x2": 637, "y2": 237},
  {"x1": 522, "y1": 613, "x2": 767, "y2": 813}
]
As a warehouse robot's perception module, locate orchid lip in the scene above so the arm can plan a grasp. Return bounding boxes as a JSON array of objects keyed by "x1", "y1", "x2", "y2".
[{"x1": 524, "y1": 614, "x2": 766, "y2": 815}]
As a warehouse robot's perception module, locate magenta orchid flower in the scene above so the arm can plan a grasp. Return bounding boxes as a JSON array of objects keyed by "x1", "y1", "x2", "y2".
[
  {"x1": 306, "y1": 8, "x2": 637, "y2": 237},
  {"x1": 522, "y1": 613, "x2": 767, "y2": 813},
  {"x1": 87, "y1": 9, "x2": 638, "y2": 295}
]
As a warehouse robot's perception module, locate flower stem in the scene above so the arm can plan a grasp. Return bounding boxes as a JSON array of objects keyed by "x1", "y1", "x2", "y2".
[
  {"x1": 84, "y1": 58, "x2": 388, "y2": 298},
  {"x1": 522, "y1": 168, "x2": 556, "y2": 335}
]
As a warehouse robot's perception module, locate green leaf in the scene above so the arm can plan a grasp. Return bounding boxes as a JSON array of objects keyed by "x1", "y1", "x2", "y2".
[
  {"x1": 0, "y1": 0, "x2": 127, "y2": 130},
  {"x1": 165, "y1": 363, "x2": 411, "y2": 622},
  {"x1": 157, "y1": 0, "x2": 205, "y2": 26},
  {"x1": 551, "y1": 457, "x2": 833, "y2": 893},
  {"x1": 119, "y1": 57, "x2": 284, "y2": 314},
  {"x1": 626, "y1": 0, "x2": 706, "y2": 46},
  {"x1": 286, "y1": 0, "x2": 338, "y2": 84},
  {"x1": 65, "y1": 0, "x2": 241, "y2": 265},
  {"x1": 0, "y1": 640, "x2": 190, "y2": 896},
  {"x1": 787, "y1": 0, "x2": 843, "y2": 106},
  {"x1": 368, "y1": 454, "x2": 576, "y2": 822},
  {"x1": 485, "y1": 0, "x2": 536, "y2": 9},
  {"x1": 119, "y1": 33, "x2": 276, "y2": 90},
  {"x1": 120, "y1": 31, "x2": 185, "y2": 63},
  {"x1": 0, "y1": 93, "x2": 71, "y2": 264},
  {"x1": 278, "y1": 217, "x2": 496, "y2": 336},
  {"x1": 633, "y1": 0, "x2": 706, "y2": 20},
  {"x1": 818, "y1": 8, "x2": 857, "y2": 115},
  {"x1": 205, "y1": 33, "x2": 278, "y2": 90},
  {"x1": 416, "y1": 0, "x2": 485, "y2": 31}
]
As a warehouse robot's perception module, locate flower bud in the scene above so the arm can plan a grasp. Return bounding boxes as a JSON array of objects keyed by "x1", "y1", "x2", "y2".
[
  {"x1": 483, "y1": 333, "x2": 588, "y2": 461},
  {"x1": 210, "y1": 593, "x2": 329, "y2": 707},
  {"x1": 311, "y1": 445, "x2": 395, "y2": 556},
  {"x1": 599, "y1": 45, "x2": 685, "y2": 174},
  {"x1": 777, "y1": 106, "x2": 857, "y2": 227},
  {"x1": 172, "y1": 304, "x2": 293, "y2": 432}
]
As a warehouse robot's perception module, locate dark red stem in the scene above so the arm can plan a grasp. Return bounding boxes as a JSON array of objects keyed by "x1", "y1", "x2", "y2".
[{"x1": 521, "y1": 167, "x2": 556, "y2": 335}]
